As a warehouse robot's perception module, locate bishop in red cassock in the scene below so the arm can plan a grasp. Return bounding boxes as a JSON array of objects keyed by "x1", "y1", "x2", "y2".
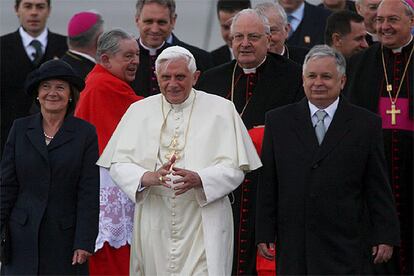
[{"x1": 75, "y1": 29, "x2": 143, "y2": 276}]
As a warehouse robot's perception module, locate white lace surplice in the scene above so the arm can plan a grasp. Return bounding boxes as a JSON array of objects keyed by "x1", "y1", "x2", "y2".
[{"x1": 95, "y1": 167, "x2": 134, "y2": 251}]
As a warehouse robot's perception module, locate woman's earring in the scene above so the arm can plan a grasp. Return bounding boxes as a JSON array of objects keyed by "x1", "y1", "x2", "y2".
[
  {"x1": 69, "y1": 98, "x2": 73, "y2": 102},
  {"x1": 36, "y1": 97, "x2": 39, "y2": 100}
]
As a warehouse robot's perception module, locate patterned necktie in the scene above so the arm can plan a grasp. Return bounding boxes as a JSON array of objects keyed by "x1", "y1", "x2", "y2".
[
  {"x1": 314, "y1": 110, "x2": 327, "y2": 145},
  {"x1": 30, "y1": 39, "x2": 43, "y2": 66}
]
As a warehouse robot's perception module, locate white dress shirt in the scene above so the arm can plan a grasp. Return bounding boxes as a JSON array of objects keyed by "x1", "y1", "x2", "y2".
[
  {"x1": 19, "y1": 26, "x2": 48, "y2": 61},
  {"x1": 308, "y1": 97, "x2": 340, "y2": 131}
]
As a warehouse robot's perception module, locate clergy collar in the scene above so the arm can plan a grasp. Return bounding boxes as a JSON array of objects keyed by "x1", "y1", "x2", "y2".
[
  {"x1": 390, "y1": 35, "x2": 413, "y2": 53},
  {"x1": 366, "y1": 32, "x2": 379, "y2": 42},
  {"x1": 162, "y1": 89, "x2": 196, "y2": 113},
  {"x1": 239, "y1": 56, "x2": 267, "y2": 74},
  {"x1": 139, "y1": 38, "x2": 165, "y2": 56},
  {"x1": 69, "y1": 49, "x2": 96, "y2": 63},
  {"x1": 280, "y1": 45, "x2": 286, "y2": 56},
  {"x1": 19, "y1": 26, "x2": 48, "y2": 49}
]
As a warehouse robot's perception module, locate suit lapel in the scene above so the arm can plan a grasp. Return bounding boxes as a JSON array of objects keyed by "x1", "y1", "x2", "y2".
[
  {"x1": 312, "y1": 97, "x2": 353, "y2": 164},
  {"x1": 48, "y1": 115, "x2": 76, "y2": 151},
  {"x1": 293, "y1": 98, "x2": 319, "y2": 154},
  {"x1": 13, "y1": 30, "x2": 35, "y2": 67},
  {"x1": 26, "y1": 113, "x2": 49, "y2": 161}
]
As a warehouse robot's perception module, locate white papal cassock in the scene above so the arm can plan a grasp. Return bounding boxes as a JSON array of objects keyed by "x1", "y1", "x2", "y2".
[{"x1": 97, "y1": 89, "x2": 262, "y2": 275}]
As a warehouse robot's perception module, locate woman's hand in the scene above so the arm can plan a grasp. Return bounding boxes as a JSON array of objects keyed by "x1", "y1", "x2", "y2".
[{"x1": 72, "y1": 249, "x2": 92, "y2": 265}]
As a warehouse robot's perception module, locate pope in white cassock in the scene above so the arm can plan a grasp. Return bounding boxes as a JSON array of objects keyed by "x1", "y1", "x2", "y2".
[{"x1": 97, "y1": 46, "x2": 262, "y2": 275}]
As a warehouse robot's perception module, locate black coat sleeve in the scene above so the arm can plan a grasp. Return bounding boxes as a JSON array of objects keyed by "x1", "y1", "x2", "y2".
[
  {"x1": 255, "y1": 111, "x2": 278, "y2": 244},
  {"x1": 73, "y1": 125, "x2": 100, "y2": 253}
]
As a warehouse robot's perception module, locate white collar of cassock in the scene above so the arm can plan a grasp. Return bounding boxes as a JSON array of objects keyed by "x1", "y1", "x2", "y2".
[
  {"x1": 391, "y1": 35, "x2": 413, "y2": 53},
  {"x1": 162, "y1": 89, "x2": 196, "y2": 115},
  {"x1": 69, "y1": 49, "x2": 96, "y2": 63},
  {"x1": 240, "y1": 56, "x2": 267, "y2": 74},
  {"x1": 139, "y1": 38, "x2": 165, "y2": 56}
]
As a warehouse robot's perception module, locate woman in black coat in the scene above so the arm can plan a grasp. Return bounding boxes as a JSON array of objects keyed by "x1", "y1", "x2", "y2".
[{"x1": 0, "y1": 60, "x2": 100, "y2": 275}]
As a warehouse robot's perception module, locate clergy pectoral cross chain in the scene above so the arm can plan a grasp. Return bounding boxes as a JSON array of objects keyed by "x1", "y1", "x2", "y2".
[
  {"x1": 165, "y1": 134, "x2": 181, "y2": 161},
  {"x1": 386, "y1": 103, "x2": 401, "y2": 125}
]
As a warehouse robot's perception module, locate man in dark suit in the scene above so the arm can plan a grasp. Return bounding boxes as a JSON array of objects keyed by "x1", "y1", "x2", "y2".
[
  {"x1": 197, "y1": 9, "x2": 303, "y2": 275},
  {"x1": 0, "y1": 0, "x2": 67, "y2": 154},
  {"x1": 325, "y1": 10, "x2": 368, "y2": 58},
  {"x1": 256, "y1": 45, "x2": 400, "y2": 275},
  {"x1": 61, "y1": 11, "x2": 104, "y2": 80},
  {"x1": 131, "y1": 0, "x2": 213, "y2": 97},
  {"x1": 255, "y1": 2, "x2": 309, "y2": 65},
  {"x1": 210, "y1": 0, "x2": 251, "y2": 66},
  {"x1": 278, "y1": 0, "x2": 331, "y2": 48},
  {"x1": 355, "y1": 0, "x2": 381, "y2": 45}
]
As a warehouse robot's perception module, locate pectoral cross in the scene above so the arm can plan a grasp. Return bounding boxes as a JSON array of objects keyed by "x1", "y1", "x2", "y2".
[{"x1": 386, "y1": 103, "x2": 401, "y2": 125}]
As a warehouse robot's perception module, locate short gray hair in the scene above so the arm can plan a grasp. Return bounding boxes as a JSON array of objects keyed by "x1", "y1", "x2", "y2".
[
  {"x1": 96, "y1": 29, "x2": 135, "y2": 62},
  {"x1": 230, "y1": 8, "x2": 271, "y2": 35},
  {"x1": 135, "y1": 0, "x2": 176, "y2": 18},
  {"x1": 68, "y1": 13, "x2": 104, "y2": 49},
  {"x1": 255, "y1": 2, "x2": 288, "y2": 26},
  {"x1": 155, "y1": 46, "x2": 197, "y2": 74},
  {"x1": 303, "y1": 45, "x2": 346, "y2": 76}
]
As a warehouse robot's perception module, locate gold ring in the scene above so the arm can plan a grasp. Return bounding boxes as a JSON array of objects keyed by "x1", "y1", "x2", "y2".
[{"x1": 159, "y1": 176, "x2": 163, "y2": 182}]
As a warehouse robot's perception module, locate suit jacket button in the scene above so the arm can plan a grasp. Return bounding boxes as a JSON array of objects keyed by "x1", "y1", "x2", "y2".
[{"x1": 312, "y1": 163, "x2": 319, "y2": 169}]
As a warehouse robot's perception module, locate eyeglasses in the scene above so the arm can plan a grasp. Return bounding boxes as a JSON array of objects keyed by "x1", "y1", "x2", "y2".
[{"x1": 232, "y1": 33, "x2": 266, "y2": 42}]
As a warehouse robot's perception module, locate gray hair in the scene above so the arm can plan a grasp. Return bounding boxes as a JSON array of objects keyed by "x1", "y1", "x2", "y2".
[
  {"x1": 67, "y1": 13, "x2": 104, "y2": 49},
  {"x1": 377, "y1": 0, "x2": 414, "y2": 16},
  {"x1": 135, "y1": 0, "x2": 176, "y2": 18},
  {"x1": 96, "y1": 29, "x2": 135, "y2": 62},
  {"x1": 303, "y1": 45, "x2": 346, "y2": 76},
  {"x1": 155, "y1": 46, "x2": 197, "y2": 74},
  {"x1": 230, "y1": 8, "x2": 271, "y2": 35},
  {"x1": 255, "y1": 2, "x2": 288, "y2": 26}
]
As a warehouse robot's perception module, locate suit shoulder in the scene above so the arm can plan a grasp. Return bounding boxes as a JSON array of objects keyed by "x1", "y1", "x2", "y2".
[
  {"x1": 305, "y1": 2, "x2": 331, "y2": 17},
  {"x1": 348, "y1": 102, "x2": 380, "y2": 121},
  {"x1": 266, "y1": 102, "x2": 298, "y2": 119},
  {"x1": 48, "y1": 31, "x2": 66, "y2": 41},
  {"x1": 267, "y1": 53, "x2": 301, "y2": 70},
  {"x1": 70, "y1": 116, "x2": 97, "y2": 133}
]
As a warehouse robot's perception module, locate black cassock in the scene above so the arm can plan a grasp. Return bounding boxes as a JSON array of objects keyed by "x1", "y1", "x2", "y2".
[
  {"x1": 60, "y1": 51, "x2": 96, "y2": 80},
  {"x1": 131, "y1": 37, "x2": 213, "y2": 98},
  {"x1": 346, "y1": 40, "x2": 413, "y2": 275},
  {"x1": 197, "y1": 53, "x2": 303, "y2": 275}
]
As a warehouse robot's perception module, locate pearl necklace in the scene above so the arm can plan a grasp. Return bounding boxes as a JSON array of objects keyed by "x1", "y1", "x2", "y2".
[{"x1": 43, "y1": 131, "x2": 54, "y2": 140}]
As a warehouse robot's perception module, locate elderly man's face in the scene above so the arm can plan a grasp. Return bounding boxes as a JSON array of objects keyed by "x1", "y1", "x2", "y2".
[
  {"x1": 376, "y1": 0, "x2": 414, "y2": 49},
  {"x1": 355, "y1": 0, "x2": 381, "y2": 33},
  {"x1": 303, "y1": 56, "x2": 346, "y2": 109},
  {"x1": 157, "y1": 58, "x2": 200, "y2": 104},
  {"x1": 104, "y1": 38, "x2": 139, "y2": 83},
  {"x1": 231, "y1": 13, "x2": 270, "y2": 69},
  {"x1": 263, "y1": 9, "x2": 289, "y2": 55},
  {"x1": 218, "y1": 10, "x2": 239, "y2": 47},
  {"x1": 15, "y1": 0, "x2": 50, "y2": 37},
  {"x1": 334, "y1": 21, "x2": 368, "y2": 58},
  {"x1": 136, "y1": 2, "x2": 176, "y2": 48},
  {"x1": 278, "y1": 0, "x2": 304, "y2": 13}
]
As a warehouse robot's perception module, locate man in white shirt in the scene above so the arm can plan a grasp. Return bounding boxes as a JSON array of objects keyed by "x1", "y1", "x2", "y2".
[
  {"x1": 1, "y1": 0, "x2": 67, "y2": 154},
  {"x1": 97, "y1": 46, "x2": 261, "y2": 275},
  {"x1": 256, "y1": 45, "x2": 400, "y2": 274}
]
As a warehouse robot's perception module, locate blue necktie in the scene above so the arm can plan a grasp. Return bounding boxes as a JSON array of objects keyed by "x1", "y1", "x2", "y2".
[
  {"x1": 30, "y1": 39, "x2": 43, "y2": 66},
  {"x1": 315, "y1": 110, "x2": 327, "y2": 145}
]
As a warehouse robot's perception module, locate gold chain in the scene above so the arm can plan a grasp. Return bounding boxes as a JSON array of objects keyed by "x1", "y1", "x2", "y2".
[
  {"x1": 381, "y1": 44, "x2": 414, "y2": 104},
  {"x1": 158, "y1": 91, "x2": 197, "y2": 163}
]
